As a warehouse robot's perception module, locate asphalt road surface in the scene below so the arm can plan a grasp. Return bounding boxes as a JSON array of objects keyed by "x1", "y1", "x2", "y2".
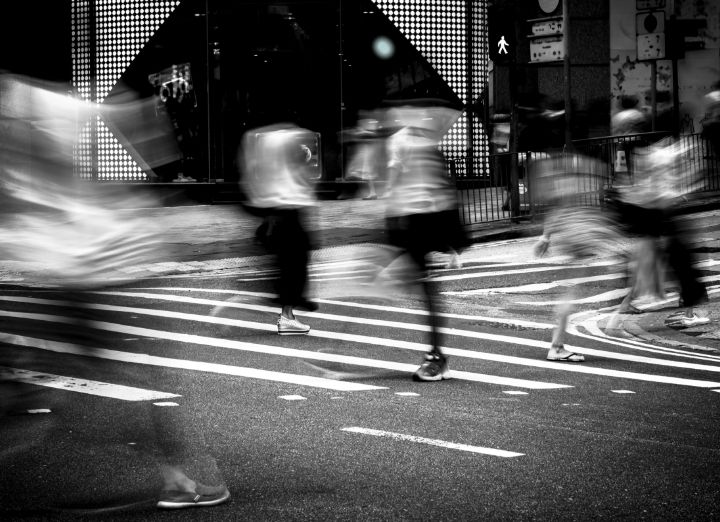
[{"x1": 2, "y1": 216, "x2": 720, "y2": 521}]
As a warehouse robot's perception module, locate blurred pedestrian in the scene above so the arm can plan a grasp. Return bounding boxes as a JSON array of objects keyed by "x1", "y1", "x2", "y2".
[
  {"x1": 382, "y1": 100, "x2": 468, "y2": 381},
  {"x1": 608, "y1": 139, "x2": 709, "y2": 327},
  {"x1": 0, "y1": 73, "x2": 230, "y2": 511},
  {"x1": 611, "y1": 94, "x2": 649, "y2": 136},
  {"x1": 345, "y1": 111, "x2": 384, "y2": 200},
  {"x1": 532, "y1": 153, "x2": 628, "y2": 361},
  {"x1": 239, "y1": 119, "x2": 319, "y2": 335}
]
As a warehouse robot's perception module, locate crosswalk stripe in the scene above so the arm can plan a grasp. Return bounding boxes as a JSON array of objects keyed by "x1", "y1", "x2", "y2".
[
  {"x1": 0, "y1": 331, "x2": 384, "y2": 392},
  {"x1": 442, "y1": 273, "x2": 628, "y2": 296},
  {"x1": 0, "y1": 366, "x2": 180, "y2": 401},
  {"x1": 133, "y1": 287, "x2": 556, "y2": 330},
  {"x1": 81, "y1": 292, "x2": 720, "y2": 374},
  {"x1": 4, "y1": 296, "x2": 720, "y2": 388},
  {"x1": 429, "y1": 258, "x2": 620, "y2": 282},
  {"x1": 0, "y1": 310, "x2": 567, "y2": 389},
  {"x1": 569, "y1": 311, "x2": 720, "y2": 362}
]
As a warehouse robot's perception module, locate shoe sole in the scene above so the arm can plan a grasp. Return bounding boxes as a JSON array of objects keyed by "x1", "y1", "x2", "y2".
[
  {"x1": 157, "y1": 491, "x2": 230, "y2": 509},
  {"x1": 412, "y1": 370, "x2": 450, "y2": 382},
  {"x1": 278, "y1": 330, "x2": 310, "y2": 335}
]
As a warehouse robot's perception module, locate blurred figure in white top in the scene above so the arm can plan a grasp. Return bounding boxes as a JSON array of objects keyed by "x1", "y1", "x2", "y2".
[
  {"x1": 382, "y1": 100, "x2": 468, "y2": 381},
  {"x1": 239, "y1": 119, "x2": 319, "y2": 335}
]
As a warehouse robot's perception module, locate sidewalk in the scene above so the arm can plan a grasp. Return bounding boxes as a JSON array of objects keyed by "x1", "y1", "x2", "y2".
[{"x1": 600, "y1": 296, "x2": 720, "y2": 355}]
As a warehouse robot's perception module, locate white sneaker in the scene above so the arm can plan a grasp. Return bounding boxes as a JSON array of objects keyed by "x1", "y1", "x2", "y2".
[
  {"x1": 667, "y1": 313, "x2": 710, "y2": 328},
  {"x1": 277, "y1": 315, "x2": 310, "y2": 335}
]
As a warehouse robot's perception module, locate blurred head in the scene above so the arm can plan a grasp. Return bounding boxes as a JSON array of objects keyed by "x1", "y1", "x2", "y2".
[{"x1": 619, "y1": 94, "x2": 640, "y2": 111}]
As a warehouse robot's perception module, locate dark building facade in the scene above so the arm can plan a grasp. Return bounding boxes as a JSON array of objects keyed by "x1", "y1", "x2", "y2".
[{"x1": 68, "y1": 0, "x2": 490, "y2": 183}]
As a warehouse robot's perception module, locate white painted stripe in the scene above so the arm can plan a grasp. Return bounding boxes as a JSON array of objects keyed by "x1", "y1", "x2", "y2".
[
  {"x1": 569, "y1": 312, "x2": 720, "y2": 362},
  {"x1": 279, "y1": 395, "x2": 306, "y2": 401},
  {"x1": 0, "y1": 366, "x2": 180, "y2": 401},
  {"x1": 429, "y1": 258, "x2": 622, "y2": 283},
  {"x1": 78, "y1": 292, "x2": 720, "y2": 375},
  {"x1": 611, "y1": 390, "x2": 635, "y2": 394},
  {"x1": 429, "y1": 264, "x2": 585, "y2": 283},
  {"x1": 0, "y1": 332, "x2": 384, "y2": 392},
  {"x1": 341, "y1": 427, "x2": 524, "y2": 457},
  {"x1": 516, "y1": 289, "x2": 630, "y2": 306},
  {"x1": 137, "y1": 287, "x2": 556, "y2": 330},
  {"x1": 443, "y1": 273, "x2": 627, "y2": 296},
  {"x1": 503, "y1": 391, "x2": 529, "y2": 395},
  {"x1": 7, "y1": 294, "x2": 720, "y2": 385},
  {"x1": 443, "y1": 259, "x2": 720, "y2": 296},
  {"x1": 5, "y1": 303, "x2": 720, "y2": 390},
  {"x1": 89, "y1": 292, "x2": 555, "y2": 342},
  {"x1": 0, "y1": 311, "x2": 567, "y2": 390}
]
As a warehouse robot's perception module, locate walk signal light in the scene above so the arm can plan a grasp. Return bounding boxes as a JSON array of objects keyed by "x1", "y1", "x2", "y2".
[{"x1": 488, "y1": 4, "x2": 516, "y2": 64}]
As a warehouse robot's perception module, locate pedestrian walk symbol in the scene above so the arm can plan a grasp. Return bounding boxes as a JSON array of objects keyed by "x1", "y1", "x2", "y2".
[{"x1": 498, "y1": 36, "x2": 509, "y2": 54}]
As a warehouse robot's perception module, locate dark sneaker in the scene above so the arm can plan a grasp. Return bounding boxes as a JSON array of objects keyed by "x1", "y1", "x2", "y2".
[
  {"x1": 412, "y1": 354, "x2": 450, "y2": 382},
  {"x1": 157, "y1": 485, "x2": 230, "y2": 509}
]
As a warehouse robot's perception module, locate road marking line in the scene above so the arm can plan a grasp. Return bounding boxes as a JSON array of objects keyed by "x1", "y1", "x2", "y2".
[
  {"x1": 135, "y1": 287, "x2": 555, "y2": 329},
  {"x1": 6, "y1": 295, "x2": 720, "y2": 387},
  {"x1": 520, "y1": 276, "x2": 720, "y2": 307},
  {"x1": 517, "y1": 289, "x2": 630, "y2": 306},
  {"x1": 503, "y1": 390, "x2": 528, "y2": 395},
  {"x1": 0, "y1": 310, "x2": 566, "y2": 390},
  {"x1": 279, "y1": 395, "x2": 306, "y2": 401},
  {"x1": 443, "y1": 273, "x2": 627, "y2": 295},
  {"x1": 569, "y1": 312, "x2": 720, "y2": 362},
  {"x1": 76, "y1": 292, "x2": 720, "y2": 375},
  {"x1": 341, "y1": 427, "x2": 524, "y2": 457},
  {"x1": 611, "y1": 390, "x2": 635, "y2": 394},
  {"x1": 442, "y1": 259, "x2": 720, "y2": 296},
  {"x1": 429, "y1": 265, "x2": 588, "y2": 283},
  {"x1": 0, "y1": 366, "x2": 180, "y2": 401},
  {"x1": 0, "y1": 332, "x2": 385, "y2": 392}
]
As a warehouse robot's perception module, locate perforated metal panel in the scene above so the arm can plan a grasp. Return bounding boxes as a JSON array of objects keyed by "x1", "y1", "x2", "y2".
[
  {"x1": 372, "y1": 0, "x2": 489, "y2": 177},
  {"x1": 71, "y1": 0, "x2": 179, "y2": 181}
]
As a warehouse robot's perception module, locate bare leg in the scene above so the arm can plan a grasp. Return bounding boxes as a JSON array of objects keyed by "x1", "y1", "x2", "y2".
[{"x1": 547, "y1": 290, "x2": 585, "y2": 362}]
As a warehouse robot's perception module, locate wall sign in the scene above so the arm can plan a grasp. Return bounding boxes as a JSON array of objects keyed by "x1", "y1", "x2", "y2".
[
  {"x1": 636, "y1": 0, "x2": 666, "y2": 10},
  {"x1": 538, "y1": 0, "x2": 560, "y2": 15}
]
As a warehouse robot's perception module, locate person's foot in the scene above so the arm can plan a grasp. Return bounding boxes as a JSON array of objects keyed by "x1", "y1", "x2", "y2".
[
  {"x1": 666, "y1": 313, "x2": 710, "y2": 328},
  {"x1": 412, "y1": 353, "x2": 450, "y2": 381},
  {"x1": 445, "y1": 254, "x2": 462, "y2": 269},
  {"x1": 277, "y1": 315, "x2": 311, "y2": 335},
  {"x1": 617, "y1": 303, "x2": 643, "y2": 314},
  {"x1": 547, "y1": 345, "x2": 585, "y2": 362},
  {"x1": 157, "y1": 484, "x2": 230, "y2": 509},
  {"x1": 363, "y1": 194, "x2": 378, "y2": 200}
]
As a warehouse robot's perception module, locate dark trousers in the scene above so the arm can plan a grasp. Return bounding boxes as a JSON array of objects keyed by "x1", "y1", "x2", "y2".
[
  {"x1": 610, "y1": 201, "x2": 707, "y2": 307},
  {"x1": 387, "y1": 212, "x2": 453, "y2": 356},
  {"x1": 265, "y1": 208, "x2": 312, "y2": 308}
]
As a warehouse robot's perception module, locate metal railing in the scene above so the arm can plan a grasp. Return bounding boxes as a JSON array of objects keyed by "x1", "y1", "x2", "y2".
[{"x1": 455, "y1": 132, "x2": 720, "y2": 226}]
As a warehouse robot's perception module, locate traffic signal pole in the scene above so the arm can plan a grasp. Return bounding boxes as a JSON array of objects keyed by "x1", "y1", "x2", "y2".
[
  {"x1": 509, "y1": 63, "x2": 520, "y2": 220},
  {"x1": 562, "y1": 0, "x2": 572, "y2": 149}
]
